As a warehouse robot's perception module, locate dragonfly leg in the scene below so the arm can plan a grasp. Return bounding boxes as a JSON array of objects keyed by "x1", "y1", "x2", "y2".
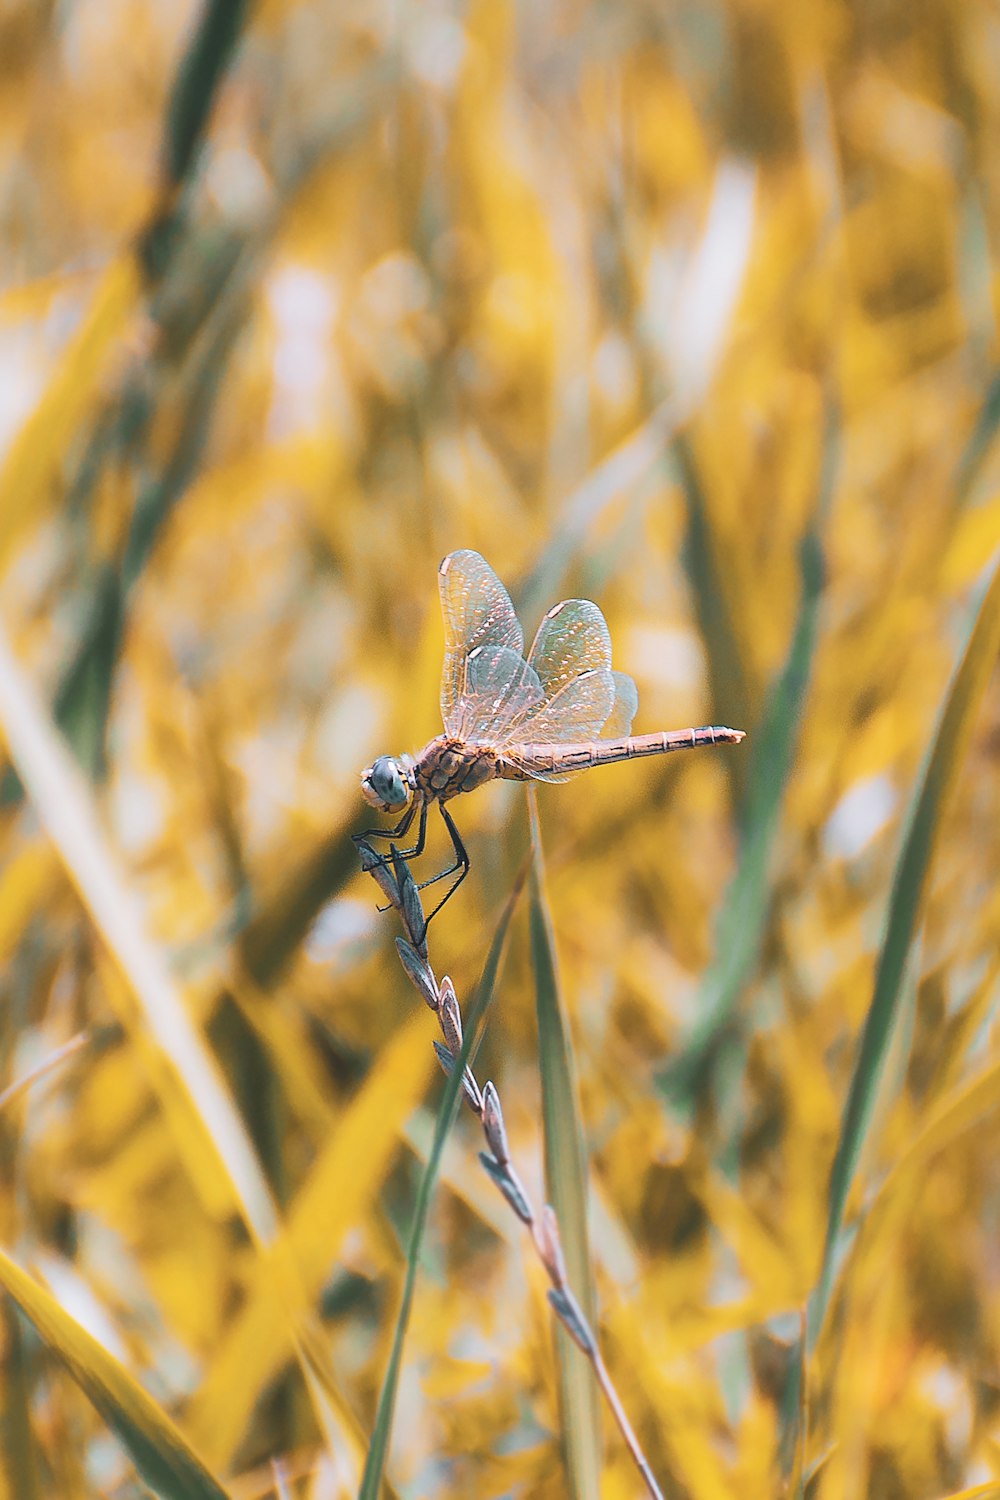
[
  {"x1": 415, "y1": 803, "x2": 471, "y2": 931},
  {"x1": 351, "y1": 797, "x2": 423, "y2": 859},
  {"x1": 353, "y1": 799, "x2": 430, "y2": 911}
]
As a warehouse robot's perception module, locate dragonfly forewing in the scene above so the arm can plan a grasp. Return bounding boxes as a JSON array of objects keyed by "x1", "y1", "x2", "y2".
[
  {"x1": 439, "y1": 551, "x2": 523, "y2": 734},
  {"x1": 458, "y1": 644, "x2": 545, "y2": 741}
]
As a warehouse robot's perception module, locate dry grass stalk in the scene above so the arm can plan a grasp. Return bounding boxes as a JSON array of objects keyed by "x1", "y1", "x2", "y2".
[{"x1": 356, "y1": 837, "x2": 666, "y2": 1500}]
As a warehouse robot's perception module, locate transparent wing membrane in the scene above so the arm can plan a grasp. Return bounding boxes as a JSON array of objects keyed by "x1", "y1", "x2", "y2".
[
  {"x1": 438, "y1": 551, "x2": 637, "y2": 763},
  {"x1": 439, "y1": 550, "x2": 523, "y2": 735},
  {"x1": 526, "y1": 599, "x2": 611, "y2": 696},
  {"x1": 603, "y1": 670, "x2": 639, "y2": 738},
  {"x1": 456, "y1": 645, "x2": 544, "y2": 742},
  {"x1": 514, "y1": 667, "x2": 615, "y2": 744}
]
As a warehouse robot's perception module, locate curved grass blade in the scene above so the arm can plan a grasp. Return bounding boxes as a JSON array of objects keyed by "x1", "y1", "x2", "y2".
[
  {"x1": 0, "y1": 1249, "x2": 229, "y2": 1500},
  {"x1": 772, "y1": 551, "x2": 1000, "y2": 1471},
  {"x1": 528, "y1": 790, "x2": 602, "y2": 1500},
  {"x1": 358, "y1": 865, "x2": 526, "y2": 1500},
  {"x1": 142, "y1": 0, "x2": 252, "y2": 275},
  {"x1": 0, "y1": 1031, "x2": 88, "y2": 1114},
  {"x1": 839, "y1": 985, "x2": 1000, "y2": 1318},
  {"x1": 521, "y1": 397, "x2": 685, "y2": 623},
  {"x1": 3, "y1": 1299, "x2": 42, "y2": 1500},
  {"x1": 811, "y1": 550, "x2": 1000, "y2": 1346},
  {"x1": 162, "y1": 0, "x2": 251, "y2": 188},
  {"x1": 674, "y1": 431, "x2": 756, "y2": 808},
  {"x1": 0, "y1": 622, "x2": 277, "y2": 1246},
  {"x1": 953, "y1": 365, "x2": 1000, "y2": 512},
  {"x1": 184, "y1": 1010, "x2": 434, "y2": 1472},
  {"x1": 524, "y1": 158, "x2": 756, "y2": 619},
  {"x1": 661, "y1": 403, "x2": 836, "y2": 1117},
  {"x1": 239, "y1": 819, "x2": 360, "y2": 986},
  {"x1": 0, "y1": 256, "x2": 141, "y2": 575}
]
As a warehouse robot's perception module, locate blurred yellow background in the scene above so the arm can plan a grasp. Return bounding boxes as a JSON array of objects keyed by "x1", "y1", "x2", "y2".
[{"x1": 3, "y1": 1, "x2": 1000, "y2": 1496}]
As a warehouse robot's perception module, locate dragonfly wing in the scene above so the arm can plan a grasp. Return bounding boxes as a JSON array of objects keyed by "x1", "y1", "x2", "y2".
[
  {"x1": 502, "y1": 669, "x2": 638, "y2": 782},
  {"x1": 499, "y1": 750, "x2": 575, "y2": 785},
  {"x1": 526, "y1": 599, "x2": 611, "y2": 696},
  {"x1": 513, "y1": 666, "x2": 615, "y2": 744},
  {"x1": 602, "y1": 671, "x2": 638, "y2": 738},
  {"x1": 460, "y1": 644, "x2": 545, "y2": 740},
  {"x1": 439, "y1": 550, "x2": 524, "y2": 735}
]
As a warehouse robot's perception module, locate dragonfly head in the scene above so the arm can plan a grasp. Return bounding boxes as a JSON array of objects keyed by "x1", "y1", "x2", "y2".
[{"x1": 360, "y1": 755, "x2": 411, "y2": 814}]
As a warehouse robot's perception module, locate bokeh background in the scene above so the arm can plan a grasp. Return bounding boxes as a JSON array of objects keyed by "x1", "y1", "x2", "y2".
[{"x1": 3, "y1": 1, "x2": 1000, "y2": 1496}]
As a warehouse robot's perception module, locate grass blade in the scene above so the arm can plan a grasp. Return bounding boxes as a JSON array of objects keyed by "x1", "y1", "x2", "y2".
[
  {"x1": 521, "y1": 397, "x2": 684, "y2": 623},
  {"x1": 674, "y1": 430, "x2": 756, "y2": 807},
  {"x1": 162, "y1": 0, "x2": 251, "y2": 188},
  {"x1": 358, "y1": 868, "x2": 525, "y2": 1500},
  {"x1": 528, "y1": 791, "x2": 602, "y2": 1500},
  {"x1": 811, "y1": 550, "x2": 1000, "y2": 1344},
  {"x1": 2, "y1": 1300, "x2": 43, "y2": 1500},
  {"x1": 935, "y1": 1484, "x2": 1000, "y2": 1500},
  {"x1": 0, "y1": 621, "x2": 277, "y2": 1246},
  {"x1": 953, "y1": 365, "x2": 1000, "y2": 511},
  {"x1": 0, "y1": 257, "x2": 141, "y2": 574},
  {"x1": 0, "y1": 1249, "x2": 229, "y2": 1500},
  {"x1": 186, "y1": 1011, "x2": 436, "y2": 1472},
  {"x1": 661, "y1": 401, "x2": 836, "y2": 1115}
]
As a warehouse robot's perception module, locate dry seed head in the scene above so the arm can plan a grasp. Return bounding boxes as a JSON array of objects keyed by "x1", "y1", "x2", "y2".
[
  {"x1": 391, "y1": 845, "x2": 427, "y2": 955},
  {"x1": 479, "y1": 1152, "x2": 534, "y2": 1224},
  {"x1": 548, "y1": 1287, "x2": 597, "y2": 1356},
  {"x1": 356, "y1": 840, "x2": 401, "y2": 909},
  {"x1": 432, "y1": 1040, "x2": 483, "y2": 1113},
  {"x1": 395, "y1": 937, "x2": 439, "y2": 1008},
  {"x1": 481, "y1": 1081, "x2": 509, "y2": 1166},
  {"x1": 537, "y1": 1204, "x2": 568, "y2": 1289},
  {"x1": 438, "y1": 980, "x2": 463, "y2": 1054}
]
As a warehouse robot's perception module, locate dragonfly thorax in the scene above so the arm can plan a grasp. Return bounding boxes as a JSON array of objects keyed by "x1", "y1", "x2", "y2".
[
  {"x1": 360, "y1": 755, "x2": 412, "y2": 813},
  {"x1": 412, "y1": 735, "x2": 498, "y2": 803}
]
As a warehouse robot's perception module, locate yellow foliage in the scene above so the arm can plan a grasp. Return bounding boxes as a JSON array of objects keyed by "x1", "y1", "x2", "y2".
[{"x1": 3, "y1": 1, "x2": 1000, "y2": 1496}]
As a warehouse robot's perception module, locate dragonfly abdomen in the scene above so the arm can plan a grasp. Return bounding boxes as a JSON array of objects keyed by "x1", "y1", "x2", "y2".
[{"x1": 498, "y1": 725, "x2": 745, "y2": 780}]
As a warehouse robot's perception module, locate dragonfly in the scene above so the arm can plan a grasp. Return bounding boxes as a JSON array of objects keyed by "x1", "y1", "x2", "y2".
[{"x1": 355, "y1": 549, "x2": 745, "y2": 929}]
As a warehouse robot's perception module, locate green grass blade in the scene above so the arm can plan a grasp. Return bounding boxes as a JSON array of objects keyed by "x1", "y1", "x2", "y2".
[
  {"x1": 0, "y1": 1249, "x2": 229, "y2": 1500},
  {"x1": 674, "y1": 430, "x2": 756, "y2": 807},
  {"x1": 358, "y1": 867, "x2": 526, "y2": 1500},
  {"x1": 520, "y1": 397, "x2": 682, "y2": 624},
  {"x1": 528, "y1": 791, "x2": 602, "y2": 1500},
  {"x1": 812, "y1": 549, "x2": 1000, "y2": 1343},
  {"x1": 163, "y1": 0, "x2": 251, "y2": 187},
  {"x1": 953, "y1": 365, "x2": 1000, "y2": 511},
  {"x1": 661, "y1": 404, "x2": 836, "y2": 1115},
  {"x1": 2, "y1": 1299, "x2": 43, "y2": 1500}
]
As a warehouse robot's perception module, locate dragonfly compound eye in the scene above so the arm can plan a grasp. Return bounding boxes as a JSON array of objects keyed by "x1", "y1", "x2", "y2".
[{"x1": 361, "y1": 756, "x2": 409, "y2": 812}]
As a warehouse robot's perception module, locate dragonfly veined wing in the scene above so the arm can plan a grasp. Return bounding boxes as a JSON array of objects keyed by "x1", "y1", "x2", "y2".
[
  {"x1": 493, "y1": 662, "x2": 640, "y2": 782},
  {"x1": 439, "y1": 551, "x2": 523, "y2": 735},
  {"x1": 603, "y1": 671, "x2": 639, "y2": 738},
  {"x1": 460, "y1": 645, "x2": 545, "y2": 742},
  {"x1": 519, "y1": 665, "x2": 615, "y2": 741},
  {"x1": 515, "y1": 596, "x2": 640, "y2": 749},
  {"x1": 438, "y1": 553, "x2": 643, "y2": 771},
  {"x1": 526, "y1": 598, "x2": 611, "y2": 695}
]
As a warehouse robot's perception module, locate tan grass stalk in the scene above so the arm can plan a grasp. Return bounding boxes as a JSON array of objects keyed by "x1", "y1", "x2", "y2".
[{"x1": 357, "y1": 837, "x2": 665, "y2": 1500}]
